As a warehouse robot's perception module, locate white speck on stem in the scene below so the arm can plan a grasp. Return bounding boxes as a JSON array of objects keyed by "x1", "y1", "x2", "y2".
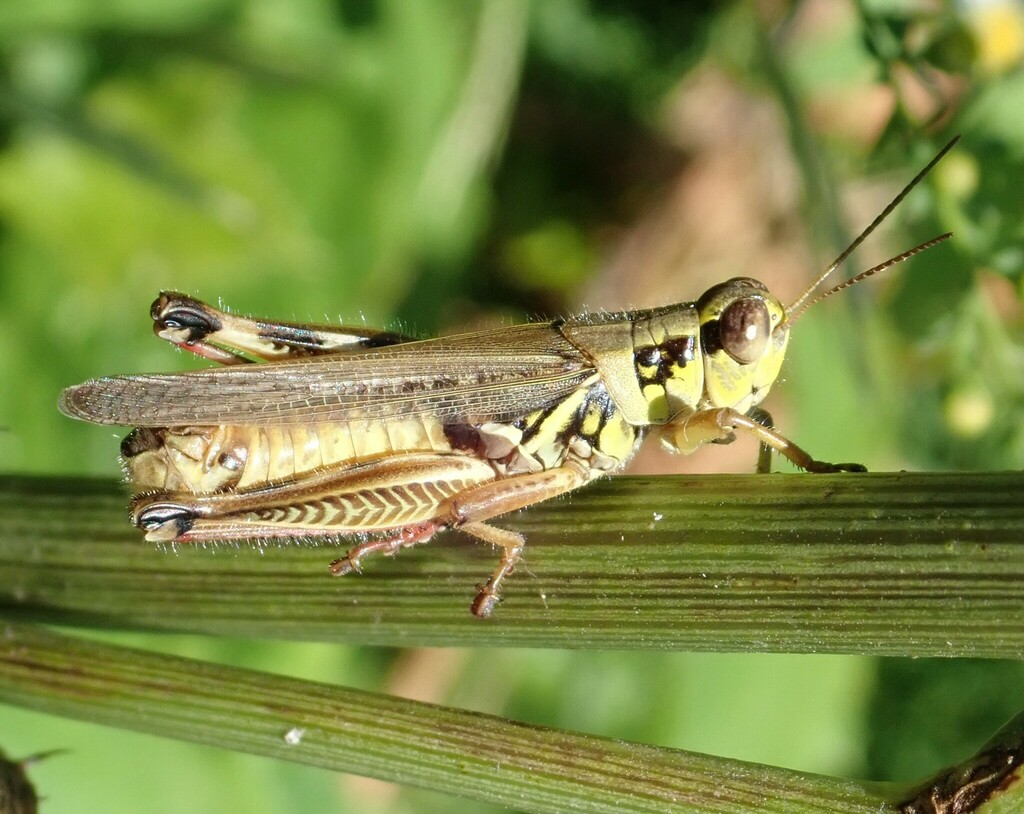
[{"x1": 284, "y1": 727, "x2": 305, "y2": 746}]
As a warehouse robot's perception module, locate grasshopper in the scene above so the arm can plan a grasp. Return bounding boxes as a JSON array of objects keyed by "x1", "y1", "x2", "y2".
[
  {"x1": 0, "y1": 749, "x2": 61, "y2": 814},
  {"x1": 59, "y1": 138, "x2": 956, "y2": 617}
]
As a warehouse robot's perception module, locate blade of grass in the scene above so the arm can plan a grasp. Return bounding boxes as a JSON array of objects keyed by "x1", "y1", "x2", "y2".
[
  {"x1": 898, "y1": 709, "x2": 1024, "y2": 814},
  {"x1": 0, "y1": 622, "x2": 902, "y2": 814},
  {"x1": 1, "y1": 472, "x2": 1022, "y2": 655}
]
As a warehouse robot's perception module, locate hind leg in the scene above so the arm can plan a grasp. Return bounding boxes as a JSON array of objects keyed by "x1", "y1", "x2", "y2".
[{"x1": 149, "y1": 291, "x2": 414, "y2": 364}]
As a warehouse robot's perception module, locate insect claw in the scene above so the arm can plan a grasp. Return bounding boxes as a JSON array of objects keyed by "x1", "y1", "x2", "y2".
[
  {"x1": 329, "y1": 556, "x2": 360, "y2": 576},
  {"x1": 471, "y1": 583, "x2": 501, "y2": 618}
]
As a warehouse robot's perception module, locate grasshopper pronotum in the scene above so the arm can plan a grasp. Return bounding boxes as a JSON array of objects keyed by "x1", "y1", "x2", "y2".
[{"x1": 60, "y1": 138, "x2": 957, "y2": 617}]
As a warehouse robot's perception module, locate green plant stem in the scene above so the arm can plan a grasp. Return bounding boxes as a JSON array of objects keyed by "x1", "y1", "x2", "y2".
[
  {"x1": 0, "y1": 622, "x2": 900, "y2": 814},
  {"x1": 898, "y1": 708, "x2": 1024, "y2": 814},
  {"x1": 1, "y1": 472, "x2": 1022, "y2": 655}
]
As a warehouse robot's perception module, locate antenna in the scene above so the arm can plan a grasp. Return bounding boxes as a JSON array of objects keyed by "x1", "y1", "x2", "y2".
[
  {"x1": 786, "y1": 135, "x2": 960, "y2": 318},
  {"x1": 787, "y1": 232, "x2": 952, "y2": 324}
]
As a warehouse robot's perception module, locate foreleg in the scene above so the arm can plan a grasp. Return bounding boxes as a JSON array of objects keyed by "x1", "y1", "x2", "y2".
[{"x1": 666, "y1": 407, "x2": 866, "y2": 473}]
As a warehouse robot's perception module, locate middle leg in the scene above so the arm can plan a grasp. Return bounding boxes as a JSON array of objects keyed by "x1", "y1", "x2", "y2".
[{"x1": 442, "y1": 461, "x2": 591, "y2": 617}]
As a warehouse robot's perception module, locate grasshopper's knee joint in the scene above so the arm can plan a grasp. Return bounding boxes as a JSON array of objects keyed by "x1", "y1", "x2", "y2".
[
  {"x1": 152, "y1": 292, "x2": 221, "y2": 346},
  {"x1": 133, "y1": 502, "x2": 197, "y2": 541}
]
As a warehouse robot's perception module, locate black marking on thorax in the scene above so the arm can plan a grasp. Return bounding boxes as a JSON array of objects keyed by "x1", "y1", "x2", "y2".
[{"x1": 633, "y1": 332, "x2": 697, "y2": 388}]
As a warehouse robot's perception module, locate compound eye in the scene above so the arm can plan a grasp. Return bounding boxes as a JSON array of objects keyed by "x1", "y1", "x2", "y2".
[{"x1": 719, "y1": 297, "x2": 770, "y2": 364}]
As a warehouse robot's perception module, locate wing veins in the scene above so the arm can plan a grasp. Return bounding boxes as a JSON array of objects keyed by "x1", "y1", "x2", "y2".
[{"x1": 60, "y1": 323, "x2": 598, "y2": 427}]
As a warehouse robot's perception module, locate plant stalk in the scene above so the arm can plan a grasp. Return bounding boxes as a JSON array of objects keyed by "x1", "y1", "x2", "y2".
[{"x1": 1, "y1": 472, "x2": 1022, "y2": 655}]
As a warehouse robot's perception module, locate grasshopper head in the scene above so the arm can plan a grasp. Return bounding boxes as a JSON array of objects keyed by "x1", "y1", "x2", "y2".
[
  {"x1": 692, "y1": 138, "x2": 961, "y2": 419},
  {"x1": 696, "y1": 277, "x2": 789, "y2": 413}
]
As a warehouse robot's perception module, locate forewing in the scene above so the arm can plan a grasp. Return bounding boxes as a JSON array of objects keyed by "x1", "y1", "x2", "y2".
[{"x1": 59, "y1": 323, "x2": 598, "y2": 427}]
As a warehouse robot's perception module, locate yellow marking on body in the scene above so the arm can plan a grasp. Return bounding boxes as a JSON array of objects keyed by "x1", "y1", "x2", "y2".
[
  {"x1": 597, "y1": 411, "x2": 635, "y2": 463},
  {"x1": 701, "y1": 348, "x2": 751, "y2": 409},
  {"x1": 580, "y1": 404, "x2": 603, "y2": 437},
  {"x1": 521, "y1": 389, "x2": 588, "y2": 463},
  {"x1": 520, "y1": 410, "x2": 543, "y2": 434},
  {"x1": 125, "y1": 412, "x2": 467, "y2": 500},
  {"x1": 642, "y1": 383, "x2": 668, "y2": 422},
  {"x1": 664, "y1": 364, "x2": 702, "y2": 417}
]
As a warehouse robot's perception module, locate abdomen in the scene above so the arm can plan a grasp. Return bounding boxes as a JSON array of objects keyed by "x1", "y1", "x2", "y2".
[{"x1": 121, "y1": 417, "x2": 454, "y2": 495}]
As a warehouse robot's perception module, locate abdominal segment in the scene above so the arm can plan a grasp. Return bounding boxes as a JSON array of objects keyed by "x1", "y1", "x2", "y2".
[{"x1": 121, "y1": 417, "x2": 453, "y2": 495}]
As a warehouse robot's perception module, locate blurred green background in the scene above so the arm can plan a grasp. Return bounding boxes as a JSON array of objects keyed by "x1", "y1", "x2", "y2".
[{"x1": 2, "y1": 0, "x2": 1024, "y2": 811}]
